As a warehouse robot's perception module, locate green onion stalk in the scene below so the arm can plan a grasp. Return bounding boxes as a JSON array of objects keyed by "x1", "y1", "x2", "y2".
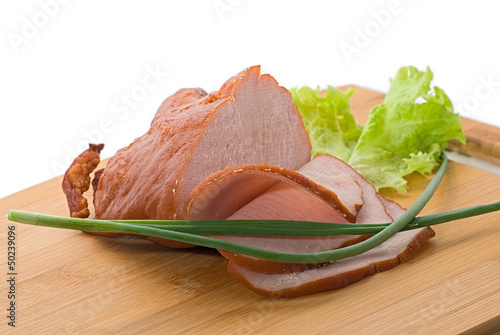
[{"x1": 7, "y1": 153, "x2": 500, "y2": 263}]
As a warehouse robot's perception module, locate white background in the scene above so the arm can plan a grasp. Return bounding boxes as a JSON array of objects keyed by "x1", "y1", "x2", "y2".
[{"x1": 1, "y1": 0, "x2": 500, "y2": 199}]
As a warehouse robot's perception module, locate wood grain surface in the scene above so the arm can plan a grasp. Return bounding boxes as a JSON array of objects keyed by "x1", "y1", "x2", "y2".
[{"x1": 1, "y1": 86, "x2": 499, "y2": 334}]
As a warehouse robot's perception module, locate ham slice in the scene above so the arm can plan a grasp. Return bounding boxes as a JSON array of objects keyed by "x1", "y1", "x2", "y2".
[
  {"x1": 182, "y1": 153, "x2": 435, "y2": 295},
  {"x1": 222, "y1": 176, "x2": 434, "y2": 297},
  {"x1": 227, "y1": 227, "x2": 435, "y2": 298},
  {"x1": 181, "y1": 158, "x2": 360, "y2": 273},
  {"x1": 183, "y1": 154, "x2": 406, "y2": 274},
  {"x1": 300, "y1": 155, "x2": 393, "y2": 224},
  {"x1": 181, "y1": 160, "x2": 358, "y2": 222}
]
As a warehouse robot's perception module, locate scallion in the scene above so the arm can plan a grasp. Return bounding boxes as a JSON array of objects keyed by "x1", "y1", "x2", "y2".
[{"x1": 6, "y1": 153, "x2": 500, "y2": 264}]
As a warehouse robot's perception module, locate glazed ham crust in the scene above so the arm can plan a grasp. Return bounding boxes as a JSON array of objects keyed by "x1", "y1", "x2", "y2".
[{"x1": 62, "y1": 143, "x2": 104, "y2": 218}]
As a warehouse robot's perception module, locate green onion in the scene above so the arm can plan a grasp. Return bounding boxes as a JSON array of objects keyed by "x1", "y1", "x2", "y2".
[
  {"x1": 8, "y1": 202, "x2": 500, "y2": 237},
  {"x1": 7, "y1": 153, "x2": 455, "y2": 264},
  {"x1": 10, "y1": 153, "x2": 499, "y2": 264}
]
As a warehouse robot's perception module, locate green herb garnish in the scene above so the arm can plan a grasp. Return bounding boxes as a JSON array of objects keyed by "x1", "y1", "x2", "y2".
[
  {"x1": 9, "y1": 154, "x2": 499, "y2": 264},
  {"x1": 291, "y1": 66, "x2": 466, "y2": 192}
]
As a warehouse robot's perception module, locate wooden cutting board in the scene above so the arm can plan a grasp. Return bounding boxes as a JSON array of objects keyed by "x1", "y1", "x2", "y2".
[{"x1": 1, "y1": 86, "x2": 499, "y2": 334}]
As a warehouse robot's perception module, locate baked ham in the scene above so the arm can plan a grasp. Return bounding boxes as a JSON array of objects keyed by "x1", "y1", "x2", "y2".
[
  {"x1": 62, "y1": 66, "x2": 435, "y2": 297},
  {"x1": 183, "y1": 154, "x2": 434, "y2": 276},
  {"x1": 184, "y1": 154, "x2": 435, "y2": 297},
  {"x1": 224, "y1": 181, "x2": 435, "y2": 297},
  {"x1": 192, "y1": 155, "x2": 435, "y2": 297},
  {"x1": 182, "y1": 155, "x2": 365, "y2": 273},
  {"x1": 62, "y1": 65, "x2": 311, "y2": 247},
  {"x1": 93, "y1": 66, "x2": 311, "y2": 221}
]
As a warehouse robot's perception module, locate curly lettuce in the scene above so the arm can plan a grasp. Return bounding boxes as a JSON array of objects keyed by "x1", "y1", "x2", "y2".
[
  {"x1": 291, "y1": 66, "x2": 466, "y2": 192},
  {"x1": 290, "y1": 86, "x2": 361, "y2": 162}
]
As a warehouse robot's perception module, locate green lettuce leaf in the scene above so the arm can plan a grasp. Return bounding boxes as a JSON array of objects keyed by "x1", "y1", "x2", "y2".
[
  {"x1": 291, "y1": 66, "x2": 466, "y2": 192},
  {"x1": 347, "y1": 66, "x2": 466, "y2": 192},
  {"x1": 290, "y1": 86, "x2": 361, "y2": 162}
]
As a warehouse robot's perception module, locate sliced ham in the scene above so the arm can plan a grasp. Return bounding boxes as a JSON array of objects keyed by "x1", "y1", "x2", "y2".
[
  {"x1": 61, "y1": 65, "x2": 436, "y2": 297},
  {"x1": 182, "y1": 153, "x2": 435, "y2": 295},
  {"x1": 181, "y1": 158, "x2": 361, "y2": 273},
  {"x1": 301, "y1": 155, "x2": 393, "y2": 224},
  {"x1": 181, "y1": 160, "x2": 357, "y2": 222},
  {"x1": 183, "y1": 154, "x2": 402, "y2": 273},
  {"x1": 227, "y1": 227, "x2": 435, "y2": 298},
  {"x1": 225, "y1": 183, "x2": 434, "y2": 297}
]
